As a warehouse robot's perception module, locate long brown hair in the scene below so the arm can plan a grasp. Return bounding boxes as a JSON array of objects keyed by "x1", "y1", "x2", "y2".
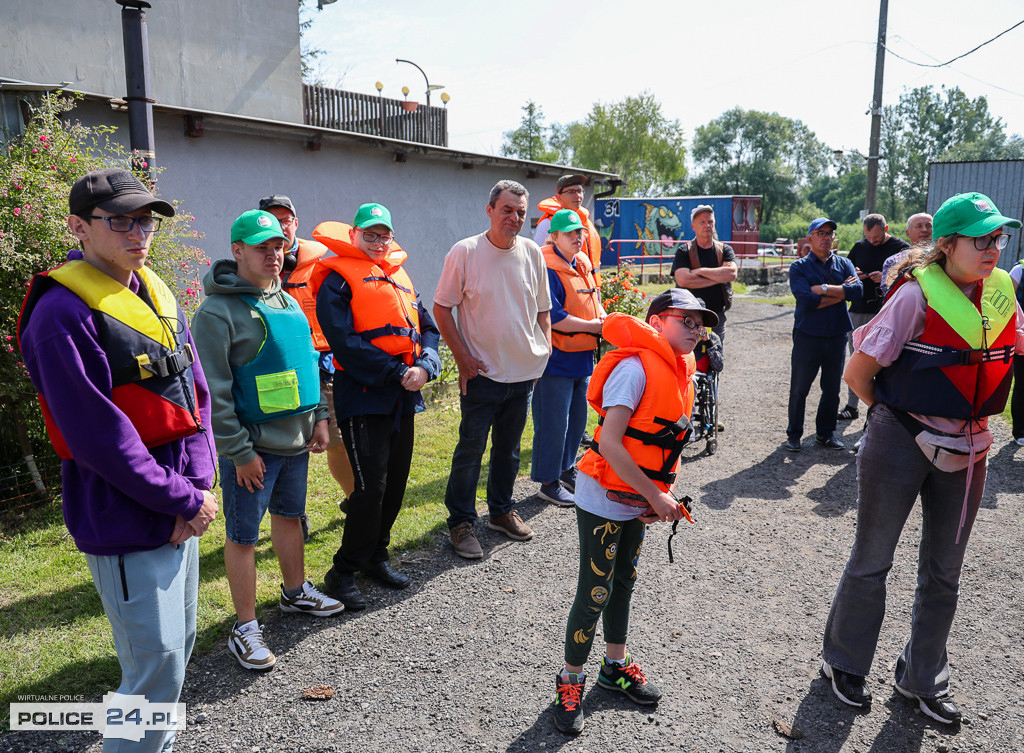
[{"x1": 885, "y1": 235, "x2": 956, "y2": 289}]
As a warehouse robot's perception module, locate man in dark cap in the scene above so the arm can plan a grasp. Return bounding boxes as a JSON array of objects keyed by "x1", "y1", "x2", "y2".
[
  {"x1": 784, "y1": 218, "x2": 862, "y2": 452},
  {"x1": 535, "y1": 174, "x2": 603, "y2": 284},
  {"x1": 18, "y1": 168, "x2": 219, "y2": 751}
]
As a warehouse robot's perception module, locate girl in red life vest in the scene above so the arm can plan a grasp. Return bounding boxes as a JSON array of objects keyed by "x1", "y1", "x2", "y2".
[
  {"x1": 821, "y1": 192, "x2": 1024, "y2": 725},
  {"x1": 552, "y1": 288, "x2": 715, "y2": 735},
  {"x1": 531, "y1": 209, "x2": 605, "y2": 508}
]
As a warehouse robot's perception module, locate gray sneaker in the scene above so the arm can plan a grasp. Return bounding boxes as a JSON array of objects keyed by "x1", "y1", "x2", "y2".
[
  {"x1": 538, "y1": 482, "x2": 575, "y2": 508},
  {"x1": 450, "y1": 521, "x2": 483, "y2": 559}
]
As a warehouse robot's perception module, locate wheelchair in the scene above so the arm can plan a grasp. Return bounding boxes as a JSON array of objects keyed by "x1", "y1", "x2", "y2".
[{"x1": 688, "y1": 331, "x2": 722, "y2": 455}]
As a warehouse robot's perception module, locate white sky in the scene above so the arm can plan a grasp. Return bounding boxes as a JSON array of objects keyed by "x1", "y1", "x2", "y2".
[{"x1": 305, "y1": 0, "x2": 1024, "y2": 165}]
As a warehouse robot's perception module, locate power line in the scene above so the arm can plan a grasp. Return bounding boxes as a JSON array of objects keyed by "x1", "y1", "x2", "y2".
[
  {"x1": 883, "y1": 18, "x2": 1024, "y2": 68},
  {"x1": 888, "y1": 33, "x2": 1024, "y2": 98}
]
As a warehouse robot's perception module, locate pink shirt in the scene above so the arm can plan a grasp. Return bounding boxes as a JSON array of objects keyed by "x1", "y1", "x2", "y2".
[{"x1": 854, "y1": 277, "x2": 1024, "y2": 436}]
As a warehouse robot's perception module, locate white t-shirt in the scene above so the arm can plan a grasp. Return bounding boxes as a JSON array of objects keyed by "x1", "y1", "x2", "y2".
[
  {"x1": 533, "y1": 217, "x2": 552, "y2": 247},
  {"x1": 434, "y1": 232, "x2": 552, "y2": 383},
  {"x1": 576, "y1": 356, "x2": 649, "y2": 521}
]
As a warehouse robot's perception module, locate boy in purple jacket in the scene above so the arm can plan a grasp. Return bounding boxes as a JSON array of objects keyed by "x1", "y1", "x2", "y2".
[{"x1": 18, "y1": 169, "x2": 219, "y2": 753}]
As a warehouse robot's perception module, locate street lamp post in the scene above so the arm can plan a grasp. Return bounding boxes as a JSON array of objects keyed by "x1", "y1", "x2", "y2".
[{"x1": 396, "y1": 59, "x2": 444, "y2": 144}]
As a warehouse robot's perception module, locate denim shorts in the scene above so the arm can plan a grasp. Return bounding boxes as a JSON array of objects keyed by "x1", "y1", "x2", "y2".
[{"x1": 220, "y1": 452, "x2": 309, "y2": 545}]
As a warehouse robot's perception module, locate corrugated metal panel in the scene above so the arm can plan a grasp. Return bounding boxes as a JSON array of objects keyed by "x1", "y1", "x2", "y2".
[{"x1": 928, "y1": 160, "x2": 1024, "y2": 269}]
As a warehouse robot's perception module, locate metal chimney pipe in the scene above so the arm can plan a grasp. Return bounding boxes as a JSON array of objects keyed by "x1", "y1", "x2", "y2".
[{"x1": 116, "y1": 0, "x2": 156, "y2": 176}]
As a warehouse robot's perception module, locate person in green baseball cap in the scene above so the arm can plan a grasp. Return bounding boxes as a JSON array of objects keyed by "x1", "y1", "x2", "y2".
[
  {"x1": 191, "y1": 209, "x2": 343, "y2": 671},
  {"x1": 530, "y1": 208, "x2": 605, "y2": 508},
  {"x1": 308, "y1": 202, "x2": 441, "y2": 608},
  {"x1": 821, "y1": 191, "x2": 1024, "y2": 725}
]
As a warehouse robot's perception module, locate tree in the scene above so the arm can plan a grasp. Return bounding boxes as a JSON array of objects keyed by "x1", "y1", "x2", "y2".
[
  {"x1": 557, "y1": 92, "x2": 687, "y2": 197},
  {"x1": 806, "y1": 155, "x2": 868, "y2": 225},
  {"x1": 0, "y1": 91, "x2": 207, "y2": 487},
  {"x1": 878, "y1": 85, "x2": 1024, "y2": 219},
  {"x1": 500, "y1": 101, "x2": 559, "y2": 163},
  {"x1": 686, "y1": 108, "x2": 831, "y2": 224}
]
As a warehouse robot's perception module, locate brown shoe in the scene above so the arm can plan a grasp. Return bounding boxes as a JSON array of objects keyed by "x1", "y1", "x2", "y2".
[
  {"x1": 450, "y1": 522, "x2": 483, "y2": 559},
  {"x1": 487, "y1": 510, "x2": 534, "y2": 541}
]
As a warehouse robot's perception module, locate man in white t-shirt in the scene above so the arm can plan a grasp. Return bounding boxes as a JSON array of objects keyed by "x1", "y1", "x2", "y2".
[{"x1": 433, "y1": 180, "x2": 553, "y2": 558}]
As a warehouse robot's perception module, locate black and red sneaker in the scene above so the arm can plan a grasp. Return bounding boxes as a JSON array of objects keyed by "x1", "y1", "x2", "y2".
[{"x1": 553, "y1": 673, "x2": 586, "y2": 734}]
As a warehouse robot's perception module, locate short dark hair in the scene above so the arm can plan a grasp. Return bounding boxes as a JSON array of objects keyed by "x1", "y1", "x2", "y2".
[
  {"x1": 488, "y1": 180, "x2": 528, "y2": 208},
  {"x1": 863, "y1": 213, "x2": 887, "y2": 231}
]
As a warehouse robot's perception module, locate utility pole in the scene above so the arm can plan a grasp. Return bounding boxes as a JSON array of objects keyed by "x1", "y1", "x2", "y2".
[{"x1": 864, "y1": 0, "x2": 888, "y2": 214}]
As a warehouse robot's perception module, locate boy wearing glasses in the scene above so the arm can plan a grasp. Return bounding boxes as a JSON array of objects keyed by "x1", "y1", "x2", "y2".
[
  {"x1": 19, "y1": 168, "x2": 219, "y2": 751},
  {"x1": 534, "y1": 174, "x2": 603, "y2": 284},
  {"x1": 552, "y1": 288, "x2": 712, "y2": 735},
  {"x1": 192, "y1": 210, "x2": 343, "y2": 672},
  {"x1": 785, "y1": 218, "x2": 863, "y2": 452},
  {"x1": 309, "y1": 204, "x2": 440, "y2": 609}
]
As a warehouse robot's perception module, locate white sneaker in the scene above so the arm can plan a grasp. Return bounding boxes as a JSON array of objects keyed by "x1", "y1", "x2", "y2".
[
  {"x1": 279, "y1": 580, "x2": 345, "y2": 617},
  {"x1": 228, "y1": 621, "x2": 276, "y2": 671}
]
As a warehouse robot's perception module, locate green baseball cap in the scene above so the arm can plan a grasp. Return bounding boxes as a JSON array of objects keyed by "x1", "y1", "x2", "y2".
[
  {"x1": 231, "y1": 210, "x2": 286, "y2": 245},
  {"x1": 550, "y1": 209, "x2": 585, "y2": 233},
  {"x1": 932, "y1": 192, "x2": 1021, "y2": 239},
  {"x1": 352, "y1": 202, "x2": 394, "y2": 231}
]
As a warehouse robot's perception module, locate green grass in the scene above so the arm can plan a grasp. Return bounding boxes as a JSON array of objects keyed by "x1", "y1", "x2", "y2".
[{"x1": 0, "y1": 387, "x2": 546, "y2": 714}]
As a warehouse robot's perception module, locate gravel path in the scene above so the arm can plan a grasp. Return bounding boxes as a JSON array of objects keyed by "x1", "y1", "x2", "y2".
[{"x1": 6, "y1": 297, "x2": 1024, "y2": 753}]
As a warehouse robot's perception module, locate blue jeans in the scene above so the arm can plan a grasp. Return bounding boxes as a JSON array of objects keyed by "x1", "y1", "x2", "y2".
[
  {"x1": 787, "y1": 329, "x2": 847, "y2": 441},
  {"x1": 86, "y1": 538, "x2": 199, "y2": 753},
  {"x1": 822, "y1": 403, "x2": 986, "y2": 697},
  {"x1": 444, "y1": 375, "x2": 533, "y2": 528},
  {"x1": 220, "y1": 452, "x2": 309, "y2": 545},
  {"x1": 530, "y1": 373, "x2": 589, "y2": 484}
]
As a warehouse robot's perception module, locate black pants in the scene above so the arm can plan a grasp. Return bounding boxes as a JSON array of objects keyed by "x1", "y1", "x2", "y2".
[
  {"x1": 1012, "y1": 354, "x2": 1024, "y2": 439},
  {"x1": 332, "y1": 411, "x2": 415, "y2": 574}
]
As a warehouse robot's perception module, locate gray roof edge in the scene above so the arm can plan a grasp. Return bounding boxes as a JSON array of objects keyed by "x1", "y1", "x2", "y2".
[{"x1": 57, "y1": 86, "x2": 619, "y2": 180}]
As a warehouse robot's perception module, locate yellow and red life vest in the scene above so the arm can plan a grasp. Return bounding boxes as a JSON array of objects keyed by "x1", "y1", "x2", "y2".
[
  {"x1": 309, "y1": 222, "x2": 422, "y2": 368},
  {"x1": 18, "y1": 260, "x2": 201, "y2": 459},
  {"x1": 876, "y1": 264, "x2": 1016, "y2": 419},
  {"x1": 542, "y1": 244, "x2": 601, "y2": 353},
  {"x1": 537, "y1": 197, "x2": 603, "y2": 285},
  {"x1": 577, "y1": 313, "x2": 695, "y2": 497},
  {"x1": 281, "y1": 237, "x2": 331, "y2": 352}
]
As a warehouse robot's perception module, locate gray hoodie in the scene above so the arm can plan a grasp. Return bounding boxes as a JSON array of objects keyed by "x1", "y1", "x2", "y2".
[{"x1": 191, "y1": 259, "x2": 327, "y2": 466}]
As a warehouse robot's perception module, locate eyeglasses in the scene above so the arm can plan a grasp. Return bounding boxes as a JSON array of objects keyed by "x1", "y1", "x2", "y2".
[
  {"x1": 658, "y1": 313, "x2": 704, "y2": 331},
  {"x1": 83, "y1": 215, "x2": 162, "y2": 233},
  {"x1": 277, "y1": 216, "x2": 298, "y2": 227},
  {"x1": 958, "y1": 233, "x2": 1008, "y2": 251},
  {"x1": 812, "y1": 231, "x2": 836, "y2": 239},
  {"x1": 560, "y1": 187, "x2": 584, "y2": 196},
  {"x1": 361, "y1": 231, "x2": 395, "y2": 246}
]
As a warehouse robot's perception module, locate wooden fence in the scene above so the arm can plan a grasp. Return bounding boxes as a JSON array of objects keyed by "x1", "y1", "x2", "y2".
[{"x1": 303, "y1": 84, "x2": 448, "y2": 147}]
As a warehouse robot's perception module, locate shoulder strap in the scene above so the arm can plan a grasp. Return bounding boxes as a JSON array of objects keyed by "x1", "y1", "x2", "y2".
[{"x1": 713, "y1": 240, "x2": 724, "y2": 266}]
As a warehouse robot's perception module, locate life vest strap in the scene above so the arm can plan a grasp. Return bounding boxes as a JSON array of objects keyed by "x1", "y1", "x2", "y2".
[
  {"x1": 282, "y1": 280, "x2": 307, "y2": 290},
  {"x1": 111, "y1": 344, "x2": 194, "y2": 384},
  {"x1": 590, "y1": 415, "x2": 691, "y2": 486},
  {"x1": 902, "y1": 341, "x2": 1014, "y2": 367},
  {"x1": 359, "y1": 323, "x2": 423, "y2": 345},
  {"x1": 362, "y1": 275, "x2": 413, "y2": 294}
]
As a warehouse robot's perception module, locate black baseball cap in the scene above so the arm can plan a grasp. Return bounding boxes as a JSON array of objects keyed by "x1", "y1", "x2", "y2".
[
  {"x1": 556, "y1": 174, "x2": 587, "y2": 192},
  {"x1": 69, "y1": 168, "x2": 174, "y2": 216},
  {"x1": 646, "y1": 288, "x2": 719, "y2": 327},
  {"x1": 258, "y1": 194, "x2": 297, "y2": 215}
]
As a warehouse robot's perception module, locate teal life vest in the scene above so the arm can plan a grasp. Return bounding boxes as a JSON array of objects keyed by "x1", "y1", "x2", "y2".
[{"x1": 231, "y1": 293, "x2": 320, "y2": 424}]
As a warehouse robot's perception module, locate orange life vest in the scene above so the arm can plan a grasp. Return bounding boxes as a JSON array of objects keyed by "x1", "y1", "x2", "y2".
[
  {"x1": 537, "y1": 197, "x2": 603, "y2": 285},
  {"x1": 18, "y1": 261, "x2": 202, "y2": 459},
  {"x1": 577, "y1": 313, "x2": 695, "y2": 497},
  {"x1": 542, "y1": 244, "x2": 601, "y2": 352},
  {"x1": 309, "y1": 222, "x2": 422, "y2": 368},
  {"x1": 281, "y1": 237, "x2": 332, "y2": 352}
]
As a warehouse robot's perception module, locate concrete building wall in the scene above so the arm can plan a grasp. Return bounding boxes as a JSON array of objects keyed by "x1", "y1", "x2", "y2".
[
  {"x1": 928, "y1": 160, "x2": 1024, "y2": 269},
  {"x1": 71, "y1": 100, "x2": 610, "y2": 305},
  {"x1": 3, "y1": 0, "x2": 302, "y2": 122}
]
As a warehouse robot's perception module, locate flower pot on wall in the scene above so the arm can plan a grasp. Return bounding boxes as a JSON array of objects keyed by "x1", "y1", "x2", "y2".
[{"x1": 400, "y1": 101, "x2": 419, "y2": 112}]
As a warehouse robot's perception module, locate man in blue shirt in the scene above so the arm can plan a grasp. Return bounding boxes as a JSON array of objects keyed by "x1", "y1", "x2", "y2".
[{"x1": 785, "y1": 218, "x2": 863, "y2": 451}]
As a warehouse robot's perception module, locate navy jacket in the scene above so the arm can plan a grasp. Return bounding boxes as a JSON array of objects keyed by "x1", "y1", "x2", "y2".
[{"x1": 789, "y1": 252, "x2": 863, "y2": 338}]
